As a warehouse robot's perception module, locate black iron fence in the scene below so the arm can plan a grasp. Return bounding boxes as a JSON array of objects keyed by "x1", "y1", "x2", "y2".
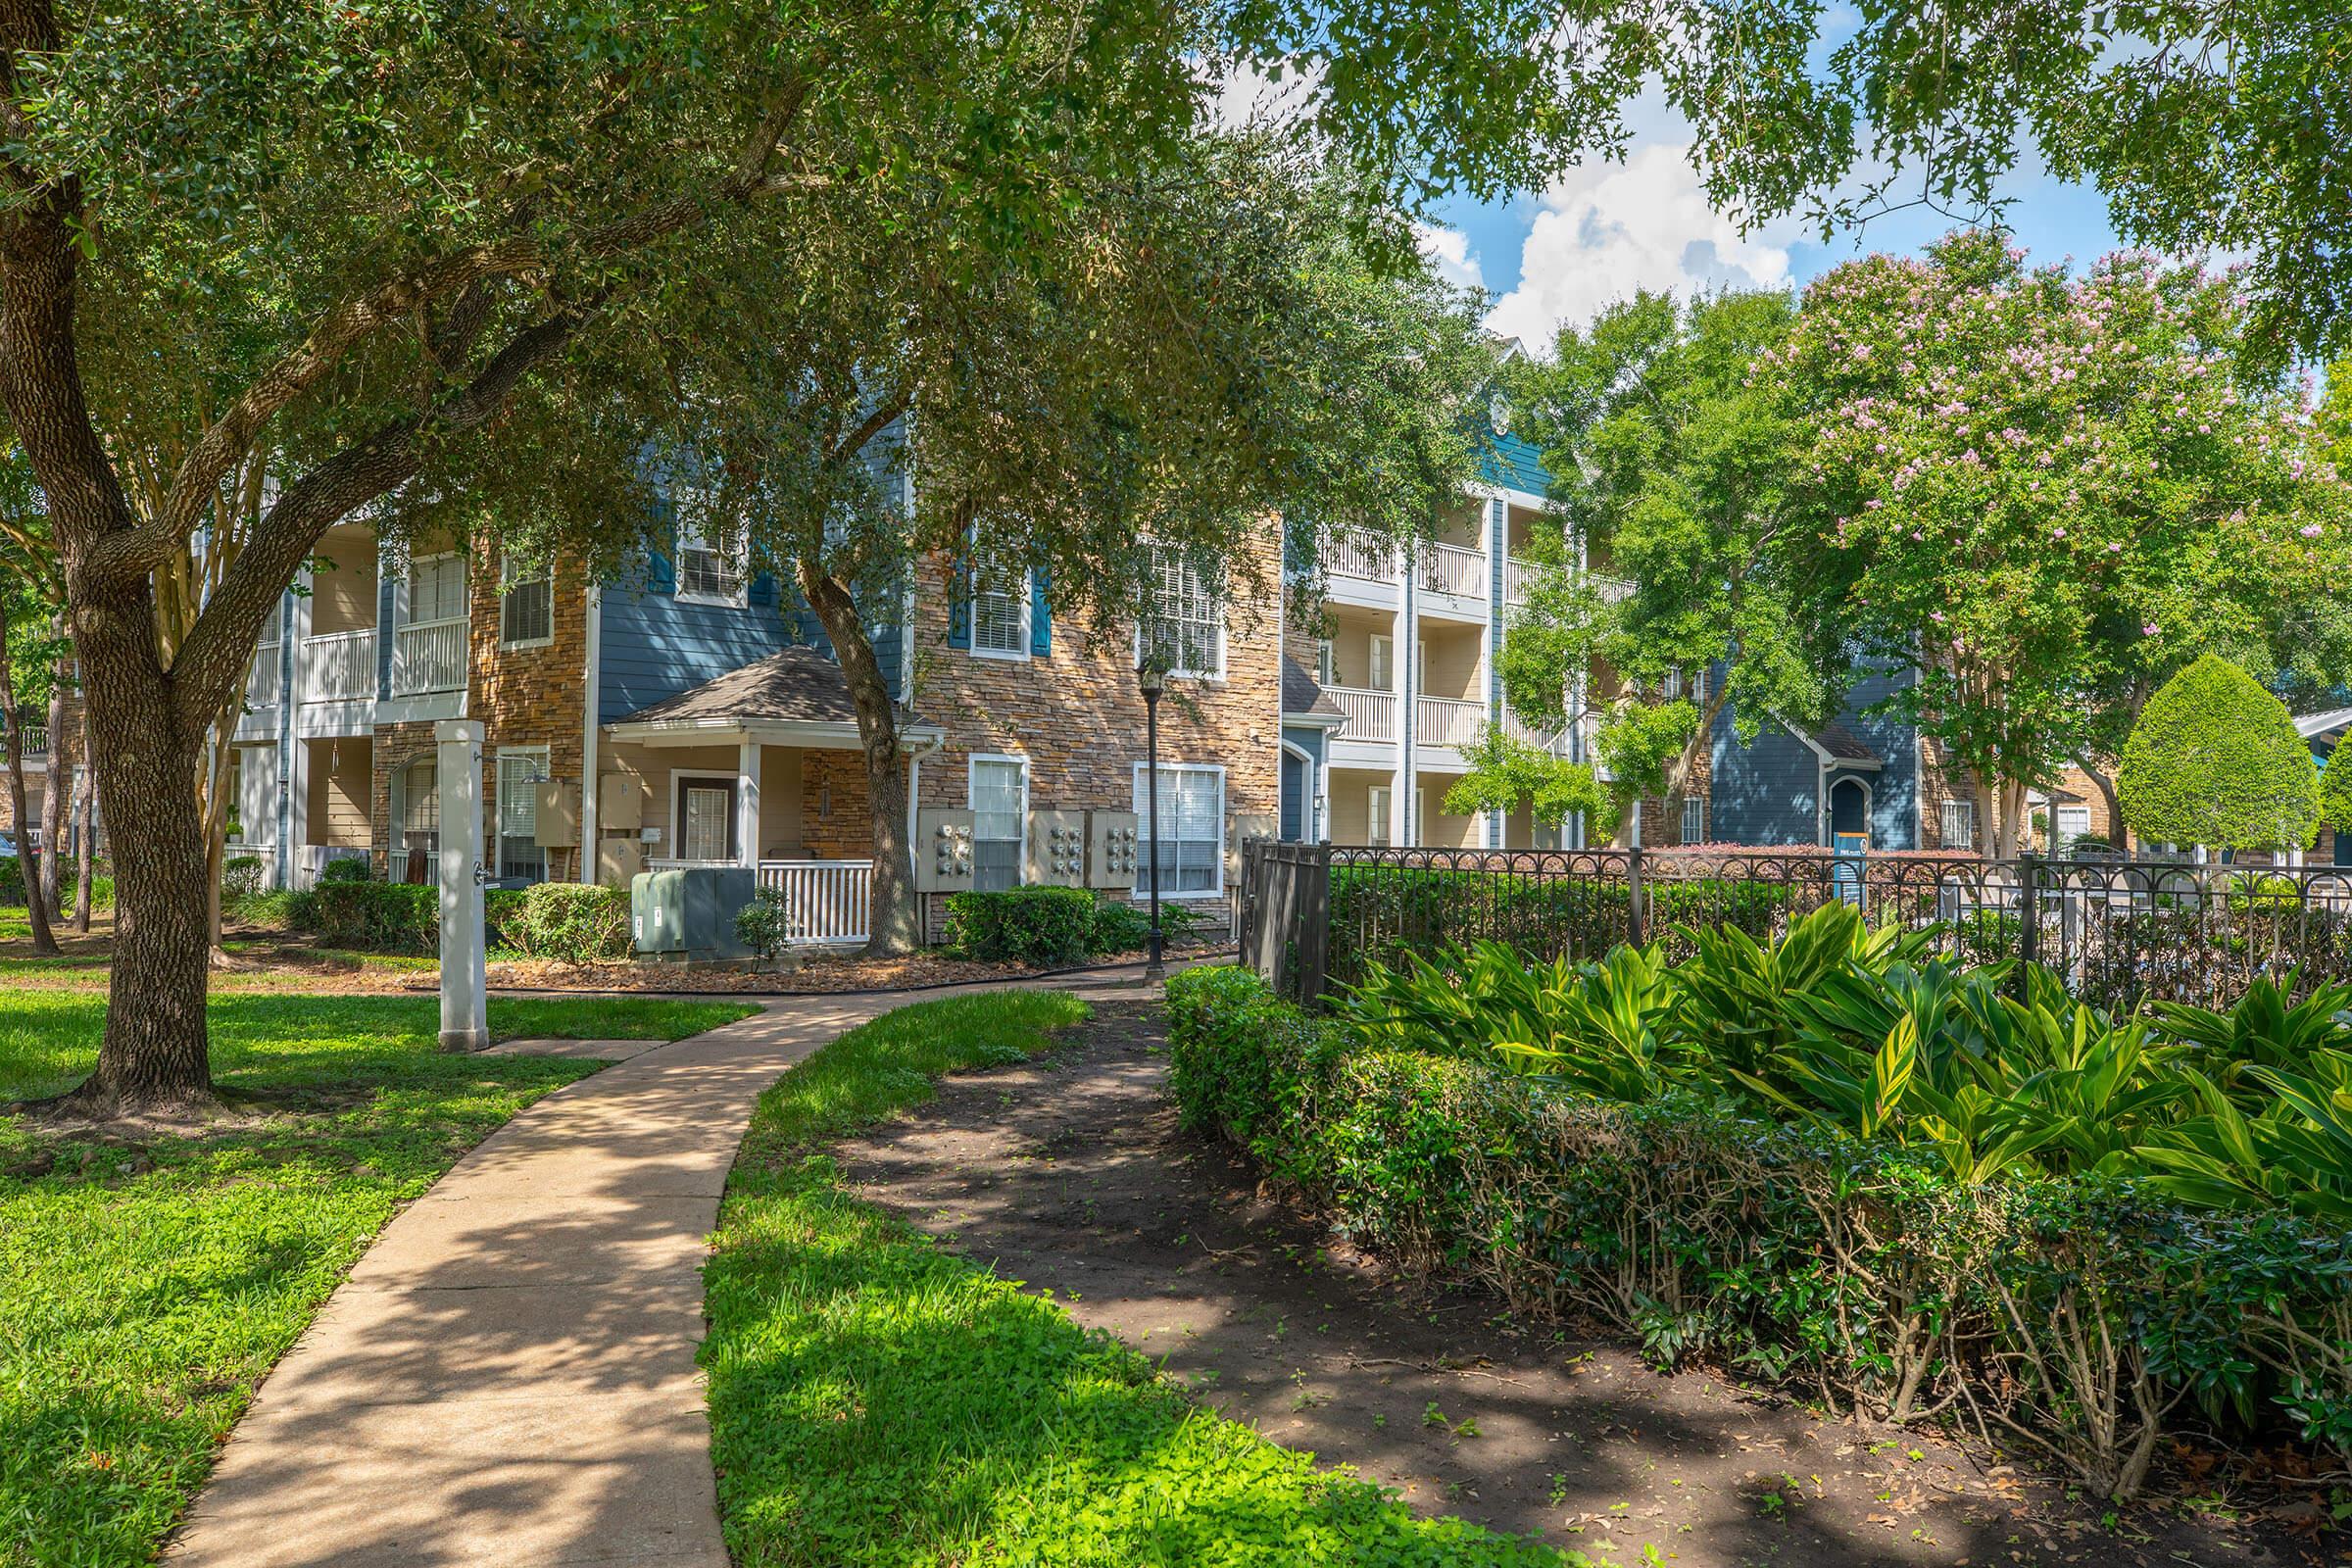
[{"x1": 1236, "y1": 841, "x2": 2352, "y2": 1009}]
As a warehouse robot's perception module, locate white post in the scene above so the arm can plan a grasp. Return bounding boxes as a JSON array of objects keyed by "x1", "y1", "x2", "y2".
[
  {"x1": 737, "y1": 735, "x2": 760, "y2": 868},
  {"x1": 437, "y1": 719, "x2": 488, "y2": 1053},
  {"x1": 579, "y1": 584, "x2": 602, "y2": 883}
]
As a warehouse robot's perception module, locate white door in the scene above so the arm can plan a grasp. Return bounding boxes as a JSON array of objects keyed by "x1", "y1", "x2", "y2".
[
  {"x1": 1369, "y1": 635, "x2": 1394, "y2": 692},
  {"x1": 1368, "y1": 784, "x2": 1392, "y2": 846},
  {"x1": 682, "y1": 785, "x2": 733, "y2": 863}
]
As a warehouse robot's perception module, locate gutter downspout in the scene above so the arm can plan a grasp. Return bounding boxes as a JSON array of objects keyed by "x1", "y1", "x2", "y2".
[{"x1": 579, "y1": 583, "x2": 602, "y2": 883}]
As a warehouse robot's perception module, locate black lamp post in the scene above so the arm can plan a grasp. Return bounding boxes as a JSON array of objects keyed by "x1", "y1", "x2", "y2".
[{"x1": 1138, "y1": 659, "x2": 1166, "y2": 980}]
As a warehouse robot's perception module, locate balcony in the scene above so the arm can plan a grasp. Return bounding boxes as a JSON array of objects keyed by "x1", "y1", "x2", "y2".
[
  {"x1": 8, "y1": 722, "x2": 44, "y2": 757},
  {"x1": 391, "y1": 615, "x2": 468, "y2": 697},
  {"x1": 246, "y1": 644, "x2": 283, "y2": 709},
  {"x1": 1416, "y1": 695, "x2": 1489, "y2": 748},
  {"x1": 1327, "y1": 526, "x2": 1398, "y2": 583},
  {"x1": 1503, "y1": 710, "x2": 1567, "y2": 754},
  {"x1": 1324, "y1": 685, "x2": 1396, "y2": 742},
  {"x1": 1503, "y1": 555, "x2": 1540, "y2": 605},
  {"x1": 302, "y1": 628, "x2": 377, "y2": 703},
  {"x1": 1416, "y1": 541, "x2": 1486, "y2": 600}
]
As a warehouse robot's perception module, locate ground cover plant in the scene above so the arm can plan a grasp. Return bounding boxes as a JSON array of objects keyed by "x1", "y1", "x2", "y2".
[
  {"x1": 701, "y1": 990, "x2": 1600, "y2": 1567},
  {"x1": 1167, "y1": 912, "x2": 2352, "y2": 1505},
  {"x1": 0, "y1": 990, "x2": 754, "y2": 1566}
]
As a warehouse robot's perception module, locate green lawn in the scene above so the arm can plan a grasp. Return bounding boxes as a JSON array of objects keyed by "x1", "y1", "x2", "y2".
[
  {"x1": 702, "y1": 992, "x2": 1592, "y2": 1568},
  {"x1": 0, "y1": 990, "x2": 757, "y2": 1568}
]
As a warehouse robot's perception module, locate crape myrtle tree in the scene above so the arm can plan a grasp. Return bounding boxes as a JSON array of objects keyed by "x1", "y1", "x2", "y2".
[
  {"x1": 1768, "y1": 232, "x2": 2352, "y2": 858},
  {"x1": 5, "y1": 1, "x2": 2349, "y2": 1111},
  {"x1": 1452, "y1": 289, "x2": 1844, "y2": 843},
  {"x1": 2116, "y1": 654, "x2": 2320, "y2": 855}
]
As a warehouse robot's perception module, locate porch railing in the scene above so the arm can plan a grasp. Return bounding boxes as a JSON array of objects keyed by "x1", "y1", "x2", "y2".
[
  {"x1": 302, "y1": 628, "x2": 376, "y2": 702},
  {"x1": 1417, "y1": 540, "x2": 1487, "y2": 599},
  {"x1": 9, "y1": 722, "x2": 45, "y2": 757},
  {"x1": 245, "y1": 647, "x2": 282, "y2": 709},
  {"x1": 1502, "y1": 555, "x2": 1539, "y2": 604},
  {"x1": 391, "y1": 615, "x2": 468, "y2": 697},
  {"x1": 1327, "y1": 525, "x2": 1397, "y2": 584},
  {"x1": 645, "y1": 856, "x2": 872, "y2": 946},
  {"x1": 1324, "y1": 685, "x2": 1397, "y2": 742},
  {"x1": 1415, "y1": 694, "x2": 1488, "y2": 747}
]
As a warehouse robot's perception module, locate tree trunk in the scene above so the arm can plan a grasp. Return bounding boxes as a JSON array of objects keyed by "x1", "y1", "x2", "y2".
[
  {"x1": 2075, "y1": 753, "x2": 2127, "y2": 858},
  {"x1": 794, "y1": 559, "x2": 919, "y2": 956},
  {"x1": 37, "y1": 662, "x2": 66, "y2": 918},
  {"x1": 0, "y1": 598, "x2": 57, "y2": 955},
  {"x1": 72, "y1": 748, "x2": 91, "y2": 932},
  {"x1": 61, "y1": 586, "x2": 215, "y2": 1115}
]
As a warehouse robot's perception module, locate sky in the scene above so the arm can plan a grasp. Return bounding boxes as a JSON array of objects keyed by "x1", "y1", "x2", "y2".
[{"x1": 1417, "y1": 111, "x2": 2130, "y2": 354}]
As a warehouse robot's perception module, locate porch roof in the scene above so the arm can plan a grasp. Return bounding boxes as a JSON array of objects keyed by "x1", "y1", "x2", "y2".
[
  {"x1": 1280, "y1": 657, "x2": 1348, "y2": 727},
  {"x1": 606, "y1": 647, "x2": 941, "y2": 751}
]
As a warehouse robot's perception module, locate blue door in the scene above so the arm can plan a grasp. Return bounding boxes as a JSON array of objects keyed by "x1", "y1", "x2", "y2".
[{"x1": 1280, "y1": 751, "x2": 1306, "y2": 841}]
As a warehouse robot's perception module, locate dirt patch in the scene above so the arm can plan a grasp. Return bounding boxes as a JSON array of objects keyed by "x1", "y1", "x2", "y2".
[
  {"x1": 398, "y1": 937, "x2": 1231, "y2": 996},
  {"x1": 830, "y1": 1003, "x2": 2332, "y2": 1568}
]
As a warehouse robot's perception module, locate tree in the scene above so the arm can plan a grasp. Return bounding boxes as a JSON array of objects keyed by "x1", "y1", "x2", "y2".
[
  {"x1": 1770, "y1": 231, "x2": 2352, "y2": 858},
  {"x1": 0, "y1": 567, "x2": 56, "y2": 951},
  {"x1": 1487, "y1": 289, "x2": 1841, "y2": 840},
  {"x1": 2117, "y1": 655, "x2": 2319, "y2": 853},
  {"x1": 2321, "y1": 747, "x2": 2352, "y2": 843}
]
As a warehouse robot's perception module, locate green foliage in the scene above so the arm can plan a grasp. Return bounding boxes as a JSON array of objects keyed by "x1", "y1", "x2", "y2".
[
  {"x1": 1085, "y1": 898, "x2": 1200, "y2": 956},
  {"x1": 220, "y1": 855, "x2": 267, "y2": 900},
  {"x1": 2118, "y1": 655, "x2": 2320, "y2": 851},
  {"x1": 295, "y1": 882, "x2": 437, "y2": 955},
  {"x1": 703, "y1": 990, "x2": 1579, "y2": 1565},
  {"x1": 316, "y1": 858, "x2": 371, "y2": 885},
  {"x1": 1166, "y1": 963, "x2": 2352, "y2": 1498},
  {"x1": 2323, "y1": 751, "x2": 2352, "y2": 834},
  {"x1": 0, "y1": 858, "x2": 111, "y2": 911},
  {"x1": 943, "y1": 887, "x2": 1100, "y2": 966},
  {"x1": 1440, "y1": 726, "x2": 1612, "y2": 837},
  {"x1": 499, "y1": 884, "x2": 631, "y2": 963},
  {"x1": 0, "y1": 988, "x2": 748, "y2": 1565}
]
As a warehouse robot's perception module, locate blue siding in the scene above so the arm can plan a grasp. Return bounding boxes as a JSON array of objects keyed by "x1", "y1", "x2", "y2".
[
  {"x1": 1843, "y1": 664, "x2": 1920, "y2": 849},
  {"x1": 1480, "y1": 429, "x2": 1551, "y2": 497},
  {"x1": 598, "y1": 564, "x2": 791, "y2": 723},
  {"x1": 1280, "y1": 724, "x2": 1328, "y2": 842},
  {"x1": 1707, "y1": 660, "x2": 1923, "y2": 849}
]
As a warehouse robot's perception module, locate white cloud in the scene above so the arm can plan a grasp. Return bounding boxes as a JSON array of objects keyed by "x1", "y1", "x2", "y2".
[
  {"x1": 1413, "y1": 221, "x2": 1485, "y2": 291},
  {"x1": 1484, "y1": 142, "x2": 1800, "y2": 348},
  {"x1": 1203, "y1": 58, "x2": 1321, "y2": 134}
]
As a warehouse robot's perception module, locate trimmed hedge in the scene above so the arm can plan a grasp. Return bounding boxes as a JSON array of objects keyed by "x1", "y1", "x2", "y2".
[
  {"x1": 2118, "y1": 654, "x2": 2319, "y2": 852},
  {"x1": 294, "y1": 879, "x2": 630, "y2": 959},
  {"x1": 297, "y1": 881, "x2": 437, "y2": 953},
  {"x1": 944, "y1": 886, "x2": 1098, "y2": 965},
  {"x1": 498, "y1": 883, "x2": 630, "y2": 962},
  {"x1": 1165, "y1": 964, "x2": 2352, "y2": 1500}
]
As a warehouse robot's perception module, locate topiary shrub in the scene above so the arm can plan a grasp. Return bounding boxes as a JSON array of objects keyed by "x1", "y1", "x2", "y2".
[
  {"x1": 2118, "y1": 655, "x2": 2319, "y2": 853},
  {"x1": 943, "y1": 886, "x2": 1097, "y2": 965},
  {"x1": 501, "y1": 883, "x2": 630, "y2": 962}
]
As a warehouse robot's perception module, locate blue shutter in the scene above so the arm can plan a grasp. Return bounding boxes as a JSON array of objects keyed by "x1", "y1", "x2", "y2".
[
  {"x1": 749, "y1": 570, "x2": 778, "y2": 608},
  {"x1": 1029, "y1": 566, "x2": 1052, "y2": 656},
  {"x1": 648, "y1": 548, "x2": 675, "y2": 593},
  {"x1": 947, "y1": 530, "x2": 973, "y2": 650}
]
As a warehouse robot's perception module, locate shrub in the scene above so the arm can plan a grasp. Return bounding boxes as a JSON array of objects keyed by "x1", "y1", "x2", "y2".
[
  {"x1": 734, "y1": 887, "x2": 794, "y2": 963},
  {"x1": 1166, "y1": 963, "x2": 2352, "y2": 1499},
  {"x1": 317, "y1": 856, "x2": 373, "y2": 885},
  {"x1": 0, "y1": 857, "x2": 116, "y2": 911},
  {"x1": 2118, "y1": 654, "x2": 2319, "y2": 853},
  {"x1": 221, "y1": 855, "x2": 267, "y2": 900},
  {"x1": 300, "y1": 881, "x2": 437, "y2": 953},
  {"x1": 1088, "y1": 897, "x2": 1203, "y2": 956},
  {"x1": 483, "y1": 888, "x2": 528, "y2": 951},
  {"x1": 943, "y1": 886, "x2": 1098, "y2": 965},
  {"x1": 500, "y1": 883, "x2": 630, "y2": 962}
]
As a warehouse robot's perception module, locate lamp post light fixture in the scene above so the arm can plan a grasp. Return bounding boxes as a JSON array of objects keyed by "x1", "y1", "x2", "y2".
[{"x1": 1137, "y1": 658, "x2": 1166, "y2": 981}]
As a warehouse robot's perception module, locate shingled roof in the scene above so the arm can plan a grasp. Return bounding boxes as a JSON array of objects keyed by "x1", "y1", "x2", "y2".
[
  {"x1": 619, "y1": 646, "x2": 912, "y2": 728},
  {"x1": 1281, "y1": 658, "x2": 1347, "y2": 724},
  {"x1": 1810, "y1": 721, "x2": 1881, "y2": 764}
]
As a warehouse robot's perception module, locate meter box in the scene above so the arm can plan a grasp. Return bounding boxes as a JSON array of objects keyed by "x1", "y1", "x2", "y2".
[
  {"x1": 599, "y1": 771, "x2": 644, "y2": 831},
  {"x1": 914, "y1": 808, "x2": 977, "y2": 893},
  {"x1": 1229, "y1": 812, "x2": 1278, "y2": 880},
  {"x1": 534, "y1": 780, "x2": 581, "y2": 848},
  {"x1": 1087, "y1": 809, "x2": 1141, "y2": 890},
  {"x1": 1026, "y1": 809, "x2": 1089, "y2": 887}
]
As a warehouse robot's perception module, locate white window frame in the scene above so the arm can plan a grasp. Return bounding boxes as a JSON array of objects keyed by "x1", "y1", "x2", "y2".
[
  {"x1": 495, "y1": 745, "x2": 550, "y2": 882},
  {"x1": 1367, "y1": 783, "x2": 1393, "y2": 847},
  {"x1": 674, "y1": 517, "x2": 749, "y2": 609},
  {"x1": 407, "y1": 551, "x2": 467, "y2": 626},
  {"x1": 1315, "y1": 637, "x2": 1335, "y2": 686},
  {"x1": 1415, "y1": 787, "x2": 1429, "y2": 845},
  {"x1": 1680, "y1": 794, "x2": 1704, "y2": 844},
  {"x1": 1369, "y1": 634, "x2": 1395, "y2": 693},
  {"x1": 668, "y1": 770, "x2": 741, "y2": 864},
  {"x1": 967, "y1": 550, "x2": 1031, "y2": 661},
  {"x1": 967, "y1": 753, "x2": 1030, "y2": 890},
  {"x1": 1939, "y1": 798, "x2": 1977, "y2": 853},
  {"x1": 1135, "y1": 543, "x2": 1226, "y2": 681},
  {"x1": 499, "y1": 554, "x2": 555, "y2": 650},
  {"x1": 1131, "y1": 760, "x2": 1226, "y2": 899}
]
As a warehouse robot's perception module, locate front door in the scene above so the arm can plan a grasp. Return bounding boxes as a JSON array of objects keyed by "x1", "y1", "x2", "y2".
[
  {"x1": 1829, "y1": 777, "x2": 1869, "y2": 844},
  {"x1": 676, "y1": 777, "x2": 738, "y2": 863}
]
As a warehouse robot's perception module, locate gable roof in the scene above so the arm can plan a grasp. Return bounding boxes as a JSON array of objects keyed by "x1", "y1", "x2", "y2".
[
  {"x1": 619, "y1": 646, "x2": 897, "y2": 728},
  {"x1": 1281, "y1": 657, "x2": 1347, "y2": 726}
]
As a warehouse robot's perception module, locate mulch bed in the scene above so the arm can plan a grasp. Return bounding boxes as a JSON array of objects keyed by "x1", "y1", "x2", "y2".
[
  {"x1": 395, "y1": 939, "x2": 1231, "y2": 996},
  {"x1": 828, "y1": 1001, "x2": 2335, "y2": 1568}
]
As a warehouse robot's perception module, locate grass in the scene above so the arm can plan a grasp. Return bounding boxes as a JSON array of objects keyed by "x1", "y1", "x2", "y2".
[
  {"x1": 0, "y1": 988, "x2": 757, "y2": 1567},
  {"x1": 701, "y1": 992, "x2": 1599, "y2": 1568}
]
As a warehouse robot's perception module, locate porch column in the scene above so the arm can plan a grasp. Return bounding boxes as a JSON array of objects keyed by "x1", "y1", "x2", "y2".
[{"x1": 737, "y1": 735, "x2": 760, "y2": 868}]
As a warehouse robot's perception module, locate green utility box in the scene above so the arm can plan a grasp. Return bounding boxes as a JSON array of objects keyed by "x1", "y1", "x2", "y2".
[{"x1": 631, "y1": 866, "x2": 758, "y2": 961}]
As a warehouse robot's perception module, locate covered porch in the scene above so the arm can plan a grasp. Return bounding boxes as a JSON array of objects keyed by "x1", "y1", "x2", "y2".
[{"x1": 605, "y1": 648, "x2": 941, "y2": 948}]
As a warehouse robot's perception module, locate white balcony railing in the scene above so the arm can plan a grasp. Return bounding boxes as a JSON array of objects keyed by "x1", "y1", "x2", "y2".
[
  {"x1": 756, "y1": 859, "x2": 871, "y2": 946},
  {"x1": 302, "y1": 628, "x2": 377, "y2": 703},
  {"x1": 1416, "y1": 695, "x2": 1489, "y2": 748},
  {"x1": 1327, "y1": 525, "x2": 1398, "y2": 584},
  {"x1": 1417, "y1": 540, "x2": 1487, "y2": 599},
  {"x1": 11, "y1": 723, "x2": 45, "y2": 757},
  {"x1": 1325, "y1": 685, "x2": 1397, "y2": 742},
  {"x1": 391, "y1": 615, "x2": 468, "y2": 697},
  {"x1": 1590, "y1": 571, "x2": 1636, "y2": 603},
  {"x1": 246, "y1": 645, "x2": 283, "y2": 709},
  {"x1": 1503, "y1": 710, "x2": 1567, "y2": 754},
  {"x1": 1503, "y1": 556, "x2": 1540, "y2": 605}
]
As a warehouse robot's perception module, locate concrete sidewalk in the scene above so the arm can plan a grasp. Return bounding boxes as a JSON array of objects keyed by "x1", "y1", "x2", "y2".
[{"x1": 167, "y1": 974, "x2": 1153, "y2": 1568}]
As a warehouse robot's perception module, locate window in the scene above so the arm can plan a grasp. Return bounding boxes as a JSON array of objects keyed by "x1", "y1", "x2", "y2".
[
  {"x1": 1939, "y1": 798, "x2": 1977, "y2": 852},
  {"x1": 1316, "y1": 637, "x2": 1335, "y2": 686},
  {"x1": 1133, "y1": 762, "x2": 1224, "y2": 895},
  {"x1": 391, "y1": 757, "x2": 439, "y2": 883},
  {"x1": 1140, "y1": 544, "x2": 1224, "y2": 678},
  {"x1": 408, "y1": 554, "x2": 466, "y2": 624},
  {"x1": 500, "y1": 554, "x2": 553, "y2": 647},
  {"x1": 1367, "y1": 784, "x2": 1392, "y2": 846},
  {"x1": 1680, "y1": 795, "x2": 1704, "y2": 844},
  {"x1": 969, "y1": 756, "x2": 1027, "y2": 891},
  {"x1": 671, "y1": 773, "x2": 738, "y2": 863},
  {"x1": 1369, "y1": 635, "x2": 1395, "y2": 693},
  {"x1": 1661, "y1": 668, "x2": 1684, "y2": 701},
  {"x1": 969, "y1": 551, "x2": 1030, "y2": 658},
  {"x1": 496, "y1": 749, "x2": 547, "y2": 881},
  {"x1": 676, "y1": 520, "x2": 747, "y2": 607}
]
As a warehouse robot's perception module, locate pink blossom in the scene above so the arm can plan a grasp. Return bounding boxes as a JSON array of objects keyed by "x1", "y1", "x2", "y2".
[
  {"x1": 2301, "y1": 523, "x2": 2324, "y2": 538},
  {"x1": 2141, "y1": 622, "x2": 2161, "y2": 636}
]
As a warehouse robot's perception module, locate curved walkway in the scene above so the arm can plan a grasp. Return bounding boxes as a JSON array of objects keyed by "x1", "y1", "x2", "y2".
[{"x1": 168, "y1": 970, "x2": 1159, "y2": 1568}]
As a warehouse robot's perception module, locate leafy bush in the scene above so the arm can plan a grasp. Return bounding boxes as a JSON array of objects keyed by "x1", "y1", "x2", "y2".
[
  {"x1": 0, "y1": 856, "x2": 115, "y2": 911},
  {"x1": 499, "y1": 883, "x2": 630, "y2": 962},
  {"x1": 317, "y1": 856, "x2": 372, "y2": 885},
  {"x1": 483, "y1": 888, "x2": 527, "y2": 952},
  {"x1": 299, "y1": 881, "x2": 437, "y2": 954},
  {"x1": 221, "y1": 855, "x2": 266, "y2": 899},
  {"x1": 2118, "y1": 654, "x2": 2319, "y2": 853},
  {"x1": 1167, "y1": 962, "x2": 2352, "y2": 1500},
  {"x1": 943, "y1": 886, "x2": 1099, "y2": 965},
  {"x1": 734, "y1": 887, "x2": 794, "y2": 962},
  {"x1": 1087, "y1": 897, "x2": 1202, "y2": 956}
]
